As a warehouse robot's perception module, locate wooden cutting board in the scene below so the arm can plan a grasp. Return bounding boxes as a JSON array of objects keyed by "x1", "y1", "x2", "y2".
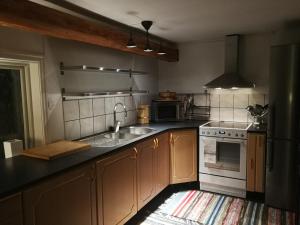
[{"x1": 22, "y1": 140, "x2": 91, "y2": 160}]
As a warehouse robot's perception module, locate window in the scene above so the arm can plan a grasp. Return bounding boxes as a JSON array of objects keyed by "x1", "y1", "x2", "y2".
[{"x1": 0, "y1": 57, "x2": 46, "y2": 158}]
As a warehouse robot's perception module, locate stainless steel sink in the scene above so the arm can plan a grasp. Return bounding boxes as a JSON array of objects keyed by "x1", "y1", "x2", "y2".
[
  {"x1": 80, "y1": 126, "x2": 156, "y2": 148},
  {"x1": 120, "y1": 126, "x2": 156, "y2": 135},
  {"x1": 103, "y1": 132, "x2": 139, "y2": 140}
]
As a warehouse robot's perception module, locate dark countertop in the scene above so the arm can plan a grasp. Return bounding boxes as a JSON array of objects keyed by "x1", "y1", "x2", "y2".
[
  {"x1": 247, "y1": 123, "x2": 268, "y2": 133},
  {"x1": 0, "y1": 121, "x2": 205, "y2": 199}
]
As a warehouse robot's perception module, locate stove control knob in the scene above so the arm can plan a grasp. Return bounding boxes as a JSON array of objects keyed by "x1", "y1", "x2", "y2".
[
  {"x1": 207, "y1": 132, "x2": 210, "y2": 135},
  {"x1": 228, "y1": 133, "x2": 231, "y2": 136},
  {"x1": 202, "y1": 131, "x2": 205, "y2": 135},
  {"x1": 215, "y1": 132, "x2": 217, "y2": 135},
  {"x1": 241, "y1": 134, "x2": 244, "y2": 137},
  {"x1": 235, "y1": 133, "x2": 239, "y2": 137}
]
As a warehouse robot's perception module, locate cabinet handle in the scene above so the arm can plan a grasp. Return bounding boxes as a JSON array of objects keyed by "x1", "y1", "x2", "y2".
[
  {"x1": 170, "y1": 133, "x2": 173, "y2": 146},
  {"x1": 153, "y1": 139, "x2": 157, "y2": 149},
  {"x1": 130, "y1": 148, "x2": 138, "y2": 159},
  {"x1": 156, "y1": 138, "x2": 159, "y2": 148}
]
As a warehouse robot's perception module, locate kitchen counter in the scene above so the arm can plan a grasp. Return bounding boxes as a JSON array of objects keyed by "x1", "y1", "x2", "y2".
[
  {"x1": 247, "y1": 123, "x2": 268, "y2": 133},
  {"x1": 0, "y1": 120, "x2": 205, "y2": 199}
]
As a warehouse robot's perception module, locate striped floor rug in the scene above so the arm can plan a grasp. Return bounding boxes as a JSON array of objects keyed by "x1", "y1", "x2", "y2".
[{"x1": 139, "y1": 190, "x2": 296, "y2": 225}]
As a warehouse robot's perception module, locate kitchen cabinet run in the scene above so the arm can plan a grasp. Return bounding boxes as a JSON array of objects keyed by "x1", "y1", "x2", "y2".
[
  {"x1": 96, "y1": 148, "x2": 137, "y2": 225},
  {"x1": 23, "y1": 164, "x2": 97, "y2": 225},
  {"x1": 1, "y1": 128, "x2": 198, "y2": 225},
  {"x1": 170, "y1": 129, "x2": 197, "y2": 184},
  {"x1": 0, "y1": 193, "x2": 23, "y2": 225},
  {"x1": 247, "y1": 133, "x2": 266, "y2": 193}
]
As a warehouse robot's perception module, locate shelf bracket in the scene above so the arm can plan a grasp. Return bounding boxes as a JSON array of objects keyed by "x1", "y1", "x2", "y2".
[{"x1": 129, "y1": 69, "x2": 132, "y2": 78}]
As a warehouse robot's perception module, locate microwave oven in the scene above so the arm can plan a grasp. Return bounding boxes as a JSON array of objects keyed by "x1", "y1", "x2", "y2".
[{"x1": 151, "y1": 100, "x2": 185, "y2": 122}]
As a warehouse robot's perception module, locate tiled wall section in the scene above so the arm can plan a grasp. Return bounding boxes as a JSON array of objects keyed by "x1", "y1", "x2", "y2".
[
  {"x1": 208, "y1": 91, "x2": 268, "y2": 123},
  {"x1": 63, "y1": 94, "x2": 151, "y2": 140}
]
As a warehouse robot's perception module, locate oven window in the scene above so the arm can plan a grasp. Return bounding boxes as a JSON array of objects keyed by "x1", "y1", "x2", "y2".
[
  {"x1": 157, "y1": 104, "x2": 177, "y2": 119},
  {"x1": 216, "y1": 142, "x2": 240, "y2": 171}
]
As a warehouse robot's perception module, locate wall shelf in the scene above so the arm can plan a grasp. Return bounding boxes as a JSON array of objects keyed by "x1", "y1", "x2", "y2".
[
  {"x1": 60, "y1": 62, "x2": 148, "y2": 76},
  {"x1": 62, "y1": 89, "x2": 149, "y2": 101}
]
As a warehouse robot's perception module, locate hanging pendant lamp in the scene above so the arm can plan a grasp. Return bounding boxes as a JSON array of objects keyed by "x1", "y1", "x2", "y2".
[
  {"x1": 157, "y1": 41, "x2": 166, "y2": 55},
  {"x1": 141, "y1": 21, "x2": 153, "y2": 52},
  {"x1": 126, "y1": 30, "x2": 136, "y2": 48}
]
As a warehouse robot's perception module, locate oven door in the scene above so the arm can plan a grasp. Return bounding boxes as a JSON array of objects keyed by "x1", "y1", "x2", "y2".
[{"x1": 200, "y1": 136, "x2": 247, "y2": 180}]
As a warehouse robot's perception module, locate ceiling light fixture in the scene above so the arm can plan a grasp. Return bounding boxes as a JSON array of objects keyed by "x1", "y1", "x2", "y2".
[
  {"x1": 126, "y1": 31, "x2": 137, "y2": 48},
  {"x1": 157, "y1": 41, "x2": 166, "y2": 55},
  {"x1": 141, "y1": 20, "x2": 153, "y2": 52}
]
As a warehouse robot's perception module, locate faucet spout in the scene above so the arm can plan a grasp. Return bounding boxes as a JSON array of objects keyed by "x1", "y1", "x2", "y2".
[{"x1": 113, "y1": 102, "x2": 127, "y2": 132}]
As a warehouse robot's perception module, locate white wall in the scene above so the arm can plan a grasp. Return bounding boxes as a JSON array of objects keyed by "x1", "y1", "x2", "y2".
[
  {"x1": 158, "y1": 40, "x2": 224, "y2": 93},
  {"x1": 158, "y1": 33, "x2": 272, "y2": 93},
  {"x1": 0, "y1": 27, "x2": 158, "y2": 143}
]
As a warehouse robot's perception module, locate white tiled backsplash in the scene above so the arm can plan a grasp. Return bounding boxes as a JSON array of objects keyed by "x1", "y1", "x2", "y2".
[
  {"x1": 208, "y1": 91, "x2": 268, "y2": 123},
  {"x1": 63, "y1": 94, "x2": 151, "y2": 140}
]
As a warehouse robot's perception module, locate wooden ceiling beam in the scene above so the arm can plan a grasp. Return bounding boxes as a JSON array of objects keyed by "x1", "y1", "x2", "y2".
[{"x1": 0, "y1": 1, "x2": 179, "y2": 62}]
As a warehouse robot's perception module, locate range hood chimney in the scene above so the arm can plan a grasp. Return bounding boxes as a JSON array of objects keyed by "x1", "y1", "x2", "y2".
[{"x1": 204, "y1": 34, "x2": 255, "y2": 89}]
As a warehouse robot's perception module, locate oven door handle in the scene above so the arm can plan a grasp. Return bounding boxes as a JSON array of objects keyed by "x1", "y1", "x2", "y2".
[{"x1": 215, "y1": 137, "x2": 246, "y2": 144}]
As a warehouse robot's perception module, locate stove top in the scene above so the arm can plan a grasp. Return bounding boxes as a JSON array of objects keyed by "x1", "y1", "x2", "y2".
[
  {"x1": 202, "y1": 121, "x2": 251, "y2": 130},
  {"x1": 200, "y1": 121, "x2": 251, "y2": 139}
]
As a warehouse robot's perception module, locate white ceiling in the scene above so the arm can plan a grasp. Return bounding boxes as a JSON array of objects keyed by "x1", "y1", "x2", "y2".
[{"x1": 66, "y1": 0, "x2": 300, "y2": 43}]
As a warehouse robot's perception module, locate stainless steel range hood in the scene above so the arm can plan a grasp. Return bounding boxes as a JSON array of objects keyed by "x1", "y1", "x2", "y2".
[{"x1": 204, "y1": 35, "x2": 255, "y2": 89}]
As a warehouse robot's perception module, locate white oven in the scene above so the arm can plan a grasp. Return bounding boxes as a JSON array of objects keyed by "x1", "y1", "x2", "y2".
[
  {"x1": 199, "y1": 121, "x2": 250, "y2": 198},
  {"x1": 199, "y1": 136, "x2": 247, "y2": 180}
]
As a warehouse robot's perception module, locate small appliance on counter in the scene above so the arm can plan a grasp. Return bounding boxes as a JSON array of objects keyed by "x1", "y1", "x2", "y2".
[
  {"x1": 137, "y1": 104, "x2": 150, "y2": 124},
  {"x1": 151, "y1": 99, "x2": 184, "y2": 122},
  {"x1": 151, "y1": 90, "x2": 184, "y2": 122}
]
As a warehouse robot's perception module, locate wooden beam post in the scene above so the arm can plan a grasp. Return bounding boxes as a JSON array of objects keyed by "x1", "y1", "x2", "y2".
[{"x1": 0, "y1": 1, "x2": 179, "y2": 62}]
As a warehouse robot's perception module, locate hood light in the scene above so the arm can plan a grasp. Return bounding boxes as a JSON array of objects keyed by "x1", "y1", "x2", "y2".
[
  {"x1": 231, "y1": 87, "x2": 239, "y2": 90},
  {"x1": 215, "y1": 87, "x2": 222, "y2": 90}
]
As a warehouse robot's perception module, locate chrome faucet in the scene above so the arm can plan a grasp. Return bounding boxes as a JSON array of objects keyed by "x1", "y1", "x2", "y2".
[{"x1": 113, "y1": 102, "x2": 127, "y2": 132}]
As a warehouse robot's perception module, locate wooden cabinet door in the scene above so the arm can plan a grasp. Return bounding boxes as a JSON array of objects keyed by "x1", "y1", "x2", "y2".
[
  {"x1": 96, "y1": 148, "x2": 137, "y2": 225},
  {"x1": 137, "y1": 138, "x2": 156, "y2": 210},
  {"x1": 170, "y1": 129, "x2": 197, "y2": 184},
  {"x1": 0, "y1": 193, "x2": 23, "y2": 225},
  {"x1": 247, "y1": 133, "x2": 256, "y2": 192},
  {"x1": 255, "y1": 134, "x2": 266, "y2": 192},
  {"x1": 23, "y1": 164, "x2": 97, "y2": 225},
  {"x1": 155, "y1": 132, "x2": 170, "y2": 194},
  {"x1": 247, "y1": 133, "x2": 266, "y2": 193}
]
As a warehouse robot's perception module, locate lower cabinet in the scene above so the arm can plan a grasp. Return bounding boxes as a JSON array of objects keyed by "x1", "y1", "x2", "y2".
[
  {"x1": 136, "y1": 137, "x2": 157, "y2": 210},
  {"x1": 96, "y1": 147, "x2": 137, "y2": 225},
  {"x1": 136, "y1": 132, "x2": 170, "y2": 210},
  {"x1": 247, "y1": 133, "x2": 266, "y2": 193},
  {"x1": 170, "y1": 129, "x2": 197, "y2": 184},
  {"x1": 23, "y1": 164, "x2": 97, "y2": 225},
  {"x1": 155, "y1": 132, "x2": 170, "y2": 194},
  {"x1": 0, "y1": 193, "x2": 23, "y2": 225}
]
